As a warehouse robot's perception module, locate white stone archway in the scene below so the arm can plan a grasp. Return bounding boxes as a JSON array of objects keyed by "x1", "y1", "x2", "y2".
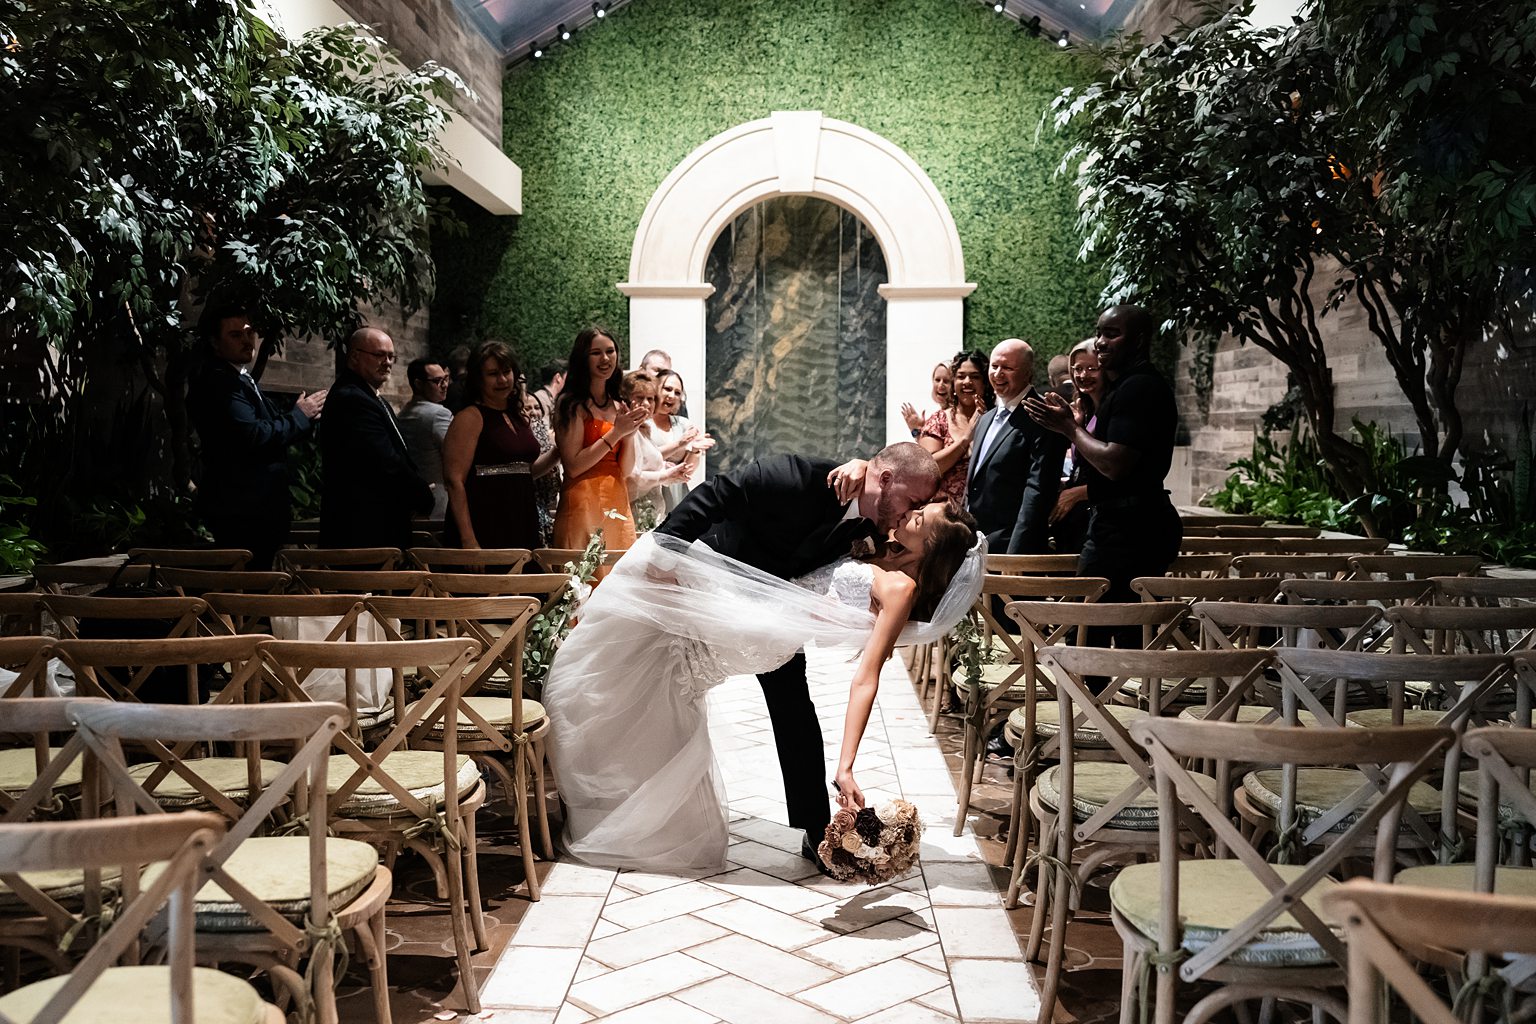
[{"x1": 618, "y1": 111, "x2": 975, "y2": 454}]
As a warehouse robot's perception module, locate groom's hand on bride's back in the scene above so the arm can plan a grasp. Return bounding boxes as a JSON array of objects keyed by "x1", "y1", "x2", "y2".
[{"x1": 827, "y1": 459, "x2": 868, "y2": 503}]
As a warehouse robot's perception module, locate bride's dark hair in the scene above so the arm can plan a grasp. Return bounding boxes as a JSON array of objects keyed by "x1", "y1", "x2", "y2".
[{"x1": 911, "y1": 502, "x2": 979, "y2": 620}]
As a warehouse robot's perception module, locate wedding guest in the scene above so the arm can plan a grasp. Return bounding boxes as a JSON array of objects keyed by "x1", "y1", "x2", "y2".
[
  {"x1": 526, "y1": 387, "x2": 562, "y2": 545},
  {"x1": 1048, "y1": 339, "x2": 1103, "y2": 554},
  {"x1": 443, "y1": 345, "x2": 471, "y2": 412},
  {"x1": 966, "y1": 338, "x2": 1065, "y2": 554},
  {"x1": 398, "y1": 357, "x2": 453, "y2": 522},
  {"x1": 918, "y1": 350, "x2": 992, "y2": 505},
  {"x1": 552, "y1": 326, "x2": 646, "y2": 551},
  {"x1": 1047, "y1": 353, "x2": 1074, "y2": 399},
  {"x1": 638, "y1": 348, "x2": 672, "y2": 379},
  {"x1": 441, "y1": 342, "x2": 554, "y2": 550},
  {"x1": 650, "y1": 370, "x2": 713, "y2": 513},
  {"x1": 530, "y1": 358, "x2": 566, "y2": 422},
  {"x1": 621, "y1": 371, "x2": 690, "y2": 529},
  {"x1": 900, "y1": 361, "x2": 954, "y2": 439}
]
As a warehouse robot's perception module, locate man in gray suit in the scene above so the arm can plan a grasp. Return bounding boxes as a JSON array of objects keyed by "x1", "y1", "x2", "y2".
[
  {"x1": 398, "y1": 357, "x2": 454, "y2": 522},
  {"x1": 965, "y1": 338, "x2": 1066, "y2": 554}
]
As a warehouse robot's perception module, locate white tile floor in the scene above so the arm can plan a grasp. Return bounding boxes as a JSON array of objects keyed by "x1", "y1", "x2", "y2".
[{"x1": 480, "y1": 647, "x2": 1041, "y2": 1023}]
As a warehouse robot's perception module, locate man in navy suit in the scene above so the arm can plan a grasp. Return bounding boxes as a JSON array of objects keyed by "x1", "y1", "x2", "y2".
[
  {"x1": 187, "y1": 304, "x2": 326, "y2": 569},
  {"x1": 319, "y1": 327, "x2": 433, "y2": 550},
  {"x1": 965, "y1": 338, "x2": 1066, "y2": 554}
]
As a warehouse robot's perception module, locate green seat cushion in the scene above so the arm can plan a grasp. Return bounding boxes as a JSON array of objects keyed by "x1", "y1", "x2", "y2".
[
  {"x1": 1344, "y1": 709, "x2": 1444, "y2": 729},
  {"x1": 0, "y1": 748, "x2": 83, "y2": 795},
  {"x1": 1396, "y1": 863, "x2": 1536, "y2": 896},
  {"x1": 0, "y1": 965, "x2": 269, "y2": 1024},
  {"x1": 1116, "y1": 677, "x2": 1216, "y2": 705},
  {"x1": 402, "y1": 696, "x2": 547, "y2": 734},
  {"x1": 1110, "y1": 859, "x2": 1341, "y2": 966},
  {"x1": 1455, "y1": 770, "x2": 1536, "y2": 827},
  {"x1": 126, "y1": 758, "x2": 289, "y2": 808},
  {"x1": 1242, "y1": 768, "x2": 1441, "y2": 831},
  {"x1": 0, "y1": 866, "x2": 122, "y2": 910},
  {"x1": 1178, "y1": 705, "x2": 1346, "y2": 728},
  {"x1": 140, "y1": 836, "x2": 377, "y2": 932},
  {"x1": 1008, "y1": 702, "x2": 1147, "y2": 749},
  {"x1": 1036, "y1": 762, "x2": 1219, "y2": 830},
  {"x1": 326, "y1": 752, "x2": 480, "y2": 818},
  {"x1": 952, "y1": 660, "x2": 1053, "y2": 699}
]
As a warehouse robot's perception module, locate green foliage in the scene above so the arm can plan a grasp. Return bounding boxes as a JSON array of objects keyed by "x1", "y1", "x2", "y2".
[
  {"x1": 447, "y1": 0, "x2": 1103, "y2": 370},
  {"x1": 1208, "y1": 430, "x2": 1351, "y2": 531},
  {"x1": 522, "y1": 530, "x2": 607, "y2": 697},
  {"x1": 0, "y1": 477, "x2": 45, "y2": 574}
]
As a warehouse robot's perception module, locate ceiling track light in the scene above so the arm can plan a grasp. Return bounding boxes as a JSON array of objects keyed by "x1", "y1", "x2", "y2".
[
  {"x1": 1056, "y1": 28, "x2": 1071, "y2": 47},
  {"x1": 593, "y1": 1, "x2": 606, "y2": 16},
  {"x1": 558, "y1": 22, "x2": 571, "y2": 40},
  {"x1": 1022, "y1": 14, "x2": 1041, "y2": 36}
]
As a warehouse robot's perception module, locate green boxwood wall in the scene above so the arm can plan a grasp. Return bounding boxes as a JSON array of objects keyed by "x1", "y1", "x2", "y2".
[{"x1": 434, "y1": 0, "x2": 1104, "y2": 371}]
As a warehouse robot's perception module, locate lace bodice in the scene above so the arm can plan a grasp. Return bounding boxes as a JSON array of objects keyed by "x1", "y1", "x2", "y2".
[{"x1": 793, "y1": 558, "x2": 876, "y2": 614}]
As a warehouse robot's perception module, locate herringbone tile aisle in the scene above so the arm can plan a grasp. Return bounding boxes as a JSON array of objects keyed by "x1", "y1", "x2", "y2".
[{"x1": 480, "y1": 646, "x2": 1042, "y2": 1023}]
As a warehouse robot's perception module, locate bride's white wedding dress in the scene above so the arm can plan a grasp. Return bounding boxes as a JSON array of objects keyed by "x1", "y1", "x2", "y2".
[{"x1": 542, "y1": 535, "x2": 879, "y2": 873}]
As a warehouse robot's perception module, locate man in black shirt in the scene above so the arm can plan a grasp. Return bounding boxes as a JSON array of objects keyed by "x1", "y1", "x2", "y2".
[{"x1": 1026, "y1": 304, "x2": 1182, "y2": 634}]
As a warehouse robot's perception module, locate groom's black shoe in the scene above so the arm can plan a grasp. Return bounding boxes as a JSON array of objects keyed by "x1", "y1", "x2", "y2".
[{"x1": 801, "y1": 836, "x2": 833, "y2": 877}]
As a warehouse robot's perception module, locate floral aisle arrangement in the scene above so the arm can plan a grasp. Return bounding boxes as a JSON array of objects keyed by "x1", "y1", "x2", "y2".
[
  {"x1": 521, "y1": 530, "x2": 605, "y2": 697},
  {"x1": 818, "y1": 799, "x2": 923, "y2": 885}
]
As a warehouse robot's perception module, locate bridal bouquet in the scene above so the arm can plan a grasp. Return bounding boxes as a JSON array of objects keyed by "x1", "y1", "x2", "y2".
[{"x1": 818, "y1": 800, "x2": 923, "y2": 885}]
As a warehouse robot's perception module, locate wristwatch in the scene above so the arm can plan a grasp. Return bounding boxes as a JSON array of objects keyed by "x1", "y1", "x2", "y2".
[{"x1": 910, "y1": 428, "x2": 921, "y2": 438}]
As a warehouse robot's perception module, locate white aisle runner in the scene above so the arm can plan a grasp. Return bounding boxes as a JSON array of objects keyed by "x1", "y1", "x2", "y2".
[{"x1": 479, "y1": 646, "x2": 1042, "y2": 1023}]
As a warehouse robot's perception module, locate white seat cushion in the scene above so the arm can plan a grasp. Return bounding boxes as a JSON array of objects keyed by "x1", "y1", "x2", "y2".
[
  {"x1": 326, "y1": 752, "x2": 480, "y2": 818},
  {"x1": 0, "y1": 748, "x2": 82, "y2": 795},
  {"x1": 0, "y1": 964, "x2": 270, "y2": 1024}
]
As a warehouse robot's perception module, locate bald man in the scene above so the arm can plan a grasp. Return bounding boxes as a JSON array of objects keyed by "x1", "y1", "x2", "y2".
[
  {"x1": 319, "y1": 327, "x2": 433, "y2": 549},
  {"x1": 965, "y1": 338, "x2": 1066, "y2": 553}
]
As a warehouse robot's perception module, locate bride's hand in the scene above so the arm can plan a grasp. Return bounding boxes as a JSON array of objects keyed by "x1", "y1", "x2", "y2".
[
  {"x1": 827, "y1": 459, "x2": 868, "y2": 503},
  {"x1": 834, "y1": 770, "x2": 865, "y2": 811}
]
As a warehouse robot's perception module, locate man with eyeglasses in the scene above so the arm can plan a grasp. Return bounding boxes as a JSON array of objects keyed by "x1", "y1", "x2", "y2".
[
  {"x1": 319, "y1": 327, "x2": 433, "y2": 549},
  {"x1": 398, "y1": 357, "x2": 454, "y2": 522}
]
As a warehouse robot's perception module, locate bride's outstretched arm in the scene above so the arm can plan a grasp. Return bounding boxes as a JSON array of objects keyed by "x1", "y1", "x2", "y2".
[{"x1": 834, "y1": 568, "x2": 917, "y2": 811}]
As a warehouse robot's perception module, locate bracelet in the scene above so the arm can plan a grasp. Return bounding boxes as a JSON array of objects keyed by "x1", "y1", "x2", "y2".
[{"x1": 602, "y1": 433, "x2": 616, "y2": 450}]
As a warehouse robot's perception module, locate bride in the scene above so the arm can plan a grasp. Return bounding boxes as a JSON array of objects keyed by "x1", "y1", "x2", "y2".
[{"x1": 543, "y1": 499, "x2": 984, "y2": 873}]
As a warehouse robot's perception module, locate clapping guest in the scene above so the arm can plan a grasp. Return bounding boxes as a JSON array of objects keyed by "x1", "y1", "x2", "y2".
[
  {"x1": 622, "y1": 371, "x2": 691, "y2": 527},
  {"x1": 441, "y1": 342, "x2": 556, "y2": 550},
  {"x1": 918, "y1": 351, "x2": 992, "y2": 505},
  {"x1": 1049, "y1": 339, "x2": 1103, "y2": 553},
  {"x1": 552, "y1": 326, "x2": 645, "y2": 551},
  {"x1": 650, "y1": 370, "x2": 713, "y2": 512},
  {"x1": 900, "y1": 362, "x2": 954, "y2": 439}
]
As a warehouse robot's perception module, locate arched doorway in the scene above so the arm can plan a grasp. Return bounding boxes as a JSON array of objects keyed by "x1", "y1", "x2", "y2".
[{"x1": 619, "y1": 112, "x2": 975, "y2": 458}]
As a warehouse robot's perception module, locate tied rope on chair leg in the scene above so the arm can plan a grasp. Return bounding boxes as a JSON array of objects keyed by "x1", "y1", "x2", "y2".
[
  {"x1": 1451, "y1": 969, "x2": 1517, "y2": 1024},
  {"x1": 301, "y1": 915, "x2": 351, "y2": 1024},
  {"x1": 402, "y1": 810, "x2": 462, "y2": 852},
  {"x1": 1135, "y1": 947, "x2": 1190, "y2": 1024}
]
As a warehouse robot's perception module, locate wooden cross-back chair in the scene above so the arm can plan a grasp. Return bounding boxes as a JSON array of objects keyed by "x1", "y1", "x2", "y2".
[
  {"x1": 157, "y1": 567, "x2": 292, "y2": 597},
  {"x1": 984, "y1": 553, "x2": 1081, "y2": 575},
  {"x1": 1388, "y1": 604, "x2": 1536, "y2": 660},
  {"x1": 1180, "y1": 514, "x2": 1265, "y2": 528},
  {"x1": 1277, "y1": 577, "x2": 1433, "y2": 608},
  {"x1": 43, "y1": 594, "x2": 208, "y2": 642},
  {"x1": 0, "y1": 594, "x2": 43, "y2": 637},
  {"x1": 1273, "y1": 537, "x2": 1393, "y2": 555},
  {"x1": 74, "y1": 699, "x2": 392, "y2": 1024},
  {"x1": 1020, "y1": 646, "x2": 1274, "y2": 1023},
  {"x1": 50, "y1": 632, "x2": 242, "y2": 709},
  {"x1": 290, "y1": 569, "x2": 430, "y2": 597},
  {"x1": 1131, "y1": 577, "x2": 1278, "y2": 654},
  {"x1": 28, "y1": 563, "x2": 151, "y2": 595},
  {"x1": 407, "y1": 547, "x2": 533, "y2": 574},
  {"x1": 1219, "y1": 524, "x2": 1323, "y2": 539},
  {"x1": 125, "y1": 547, "x2": 253, "y2": 571},
  {"x1": 1180, "y1": 537, "x2": 1285, "y2": 556},
  {"x1": 532, "y1": 547, "x2": 624, "y2": 574},
  {"x1": 1163, "y1": 554, "x2": 1234, "y2": 578},
  {"x1": 0, "y1": 814, "x2": 287, "y2": 1024},
  {"x1": 1195, "y1": 598, "x2": 1387, "y2": 661},
  {"x1": 365, "y1": 595, "x2": 548, "y2": 901},
  {"x1": 1113, "y1": 718, "x2": 1453, "y2": 1024},
  {"x1": 990, "y1": 601, "x2": 1191, "y2": 884},
  {"x1": 1348, "y1": 553, "x2": 1482, "y2": 581},
  {"x1": 1431, "y1": 575, "x2": 1536, "y2": 608},
  {"x1": 1325, "y1": 881, "x2": 1536, "y2": 1024},
  {"x1": 1272, "y1": 648, "x2": 1513, "y2": 863},
  {"x1": 1231, "y1": 554, "x2": 1354, "y2": 581},
  {"x1": 425, "y1": 571, "x2": 569, "y2": 600},
  {"x1": 276, "y1": 548, "x2": 401, "y2": 572},
  {"x1": 940, "y1": 574, "x2": 1107, "y2": 787},
  {"x1": 0, "y1": 696, "x2": 109, "y2": 978},
  {"x1": 254, "y1": 637, "x2": 487, "y2": 1014}
]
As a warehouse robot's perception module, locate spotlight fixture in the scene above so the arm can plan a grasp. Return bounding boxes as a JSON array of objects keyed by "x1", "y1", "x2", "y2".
[
  {"x1": 559, "y1": 22, "x2": 571, "y2": 40},
  {"x1": 593, "y1": 1, "x2": 606, "y2": 16},
  {"x1": 531, "y1": 41, "x2": 543, "y2": 58},
  {"x1": 1056, "y1": 28, "x2": 1070, "y2": 47},
  {"x1": 1023, "y1": 14, "x2": 1041, "y2": 35}
]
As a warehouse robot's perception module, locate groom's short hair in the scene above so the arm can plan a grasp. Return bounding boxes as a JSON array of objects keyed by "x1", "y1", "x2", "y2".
[{"x1": 870, "y1": 441, "x2": 940, "y2": 492}]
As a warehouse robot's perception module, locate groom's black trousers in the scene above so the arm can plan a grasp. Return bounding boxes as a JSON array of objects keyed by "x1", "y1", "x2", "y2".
[{"x1": 757, "y1": 652, "x2": 830, "y2": 843}]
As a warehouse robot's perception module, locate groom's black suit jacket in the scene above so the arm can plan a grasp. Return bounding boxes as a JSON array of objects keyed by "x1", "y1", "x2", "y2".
[{"x1": 654, "y1": 454, "x2": 869, "y2": 580}]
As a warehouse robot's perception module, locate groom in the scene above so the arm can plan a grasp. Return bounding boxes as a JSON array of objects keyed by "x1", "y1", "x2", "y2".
[{"x1": 654, "y1": 442, "x2": 940, "y2": 865}]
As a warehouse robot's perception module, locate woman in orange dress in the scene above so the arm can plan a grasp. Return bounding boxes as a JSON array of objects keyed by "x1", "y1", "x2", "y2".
[{"x1": 552, "y1": 326, "x2": 647, "y2": 552}]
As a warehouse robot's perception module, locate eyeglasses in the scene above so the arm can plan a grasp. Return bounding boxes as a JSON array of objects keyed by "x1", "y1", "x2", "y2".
[
  {"x1": 424, "y1": 375, "x2": 451, "y2": 385},
  {"x1": 352, "y1": 348, "x2": 395, "y2": 362}
]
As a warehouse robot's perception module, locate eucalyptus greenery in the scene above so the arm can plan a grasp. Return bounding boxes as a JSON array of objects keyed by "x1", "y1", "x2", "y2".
[
  {"x1": 0, "y1": 0, "x2": 459, "y2": 556},
  {"x1": 521, "y1": 530, "x2": 607, "y2": 697}
]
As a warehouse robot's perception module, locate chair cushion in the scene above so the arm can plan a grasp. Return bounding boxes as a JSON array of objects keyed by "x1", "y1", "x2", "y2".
[
  {"x1": 1395, "y1": 863, "x2": 1536, "y2": 897},
  {"x1": 951, "y1": 660, "x2": 1053, "y2": 699},
  {"x1": 1008, "y1": 702, "x2": 1147, "y2": 749},
  {"x1": 0, "y1": 867, "x2": 123, "y2": 911},
  {"x1": 1242, "y1": 768, "x2": 1441, "y2": 830},
  {"x1": 126, "y1": 758, "x2": 289, "y2": 808},
  {"x1": 0, "y1": 748, "x2": 83, "y2": 795},
  {"x1": 1036, "y1": 762, "x2": 1219, "y2": 830},
  {"x1": 140, "y1": 836, "x2": 378, "y2": 932},
  {"x1": 1115, "y1": 677, "x2": 1216, "y2": 705},
  {"x1": 1344, "y1": 709, "x2": 1444, "y2": 729},
  {"x1": 402, "y1": 696, "x2": 547, "y2": 734},
  {"x1": 0, "y1": 964, "x2": 270, "y2": 1024},
  {"x1": 1455, "y1": 770, "x2": 1536, "y2": 828},
  {"x1": 1110, "y1": 859, "x2": 1341, "y2": 966},
  {"x1": 1178, "y1": 705, "x2": 1347, "y2": 728},
  {"x1": 326, "y1": 752, "x2": 480, "y2": 818}
]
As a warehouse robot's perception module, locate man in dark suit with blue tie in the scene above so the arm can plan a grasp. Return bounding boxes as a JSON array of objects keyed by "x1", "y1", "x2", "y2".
[
  {"x1": 187, "y1": 304, "x2": 327, "y2": 569},
  {"x1": 966, "y1": 338, "x2": 1066, "y2": 554},
  {"x1": 319, "y1": 327, "x2": 434, "y2": 551}
]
